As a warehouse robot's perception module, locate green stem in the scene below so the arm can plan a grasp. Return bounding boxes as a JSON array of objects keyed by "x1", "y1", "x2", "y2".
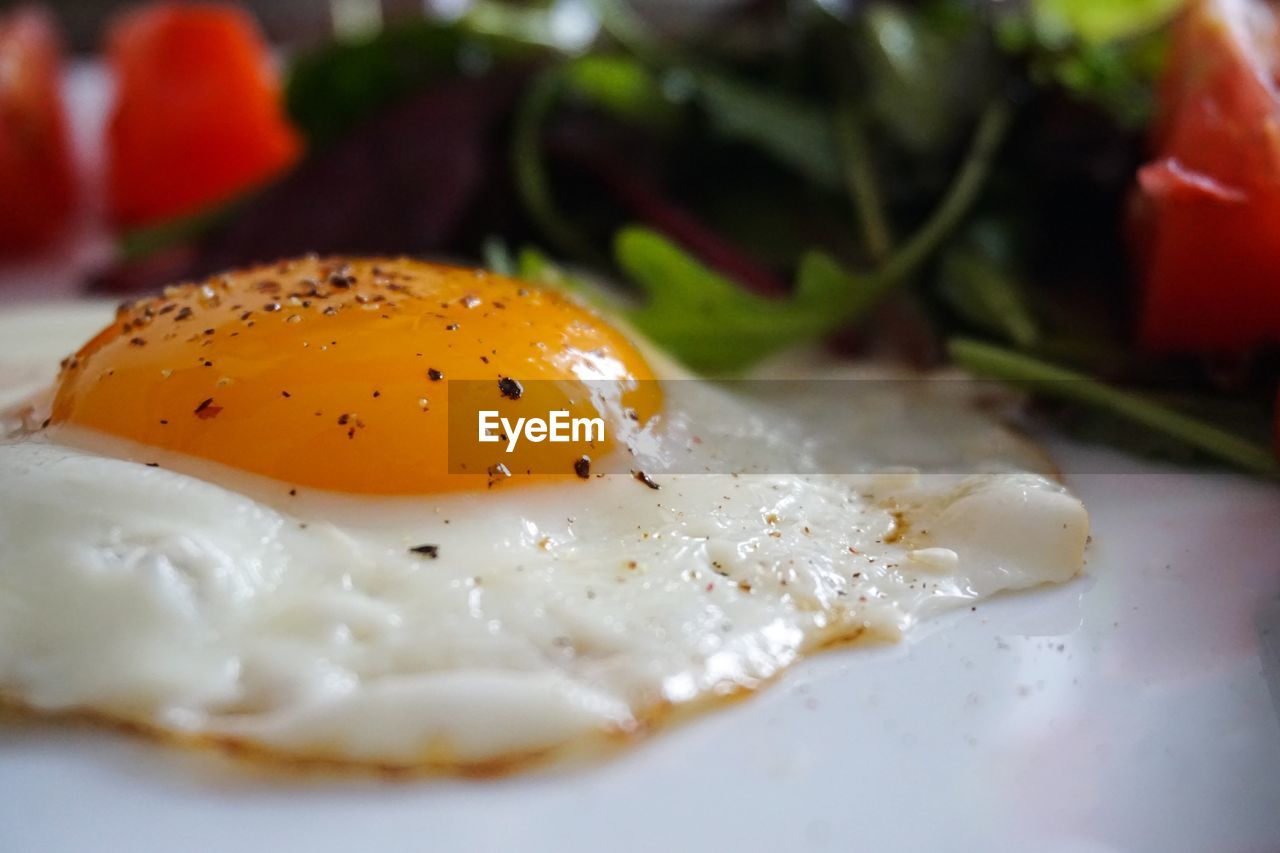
[
  {"x1": 879, "y1": 98, "x2": 1012, "y2": 284},
  {"x1": 511, "y1": 68, "x2": 606, "y2": 266},
  {"x1": 950, "y1": 338, "x2": 1280, "y2": 478},
  {"x1": 833, "y1": 98, "x2": 1012, "y2": 322},
  {"x1": 837, "y1": 101, "x2": 893, "y2": 263}
]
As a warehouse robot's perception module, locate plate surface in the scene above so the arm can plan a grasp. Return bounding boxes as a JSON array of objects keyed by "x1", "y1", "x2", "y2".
[{"x1": 1, "y1": 304, "x2": 1279, "y2": 853}]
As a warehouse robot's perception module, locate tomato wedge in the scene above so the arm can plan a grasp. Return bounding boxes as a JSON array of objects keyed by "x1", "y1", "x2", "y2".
[
  {"x1": 1134, "y1": 0, "x2": 1280, "y2": 353},
  {"x1": 0, "y1": 6, "x2": 76, "y2": 253},
  {"x1": 106, "y1": 3, "x2": 301, "y2": 228}
]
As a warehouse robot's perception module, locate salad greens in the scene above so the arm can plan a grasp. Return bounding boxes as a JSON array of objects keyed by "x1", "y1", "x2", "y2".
[
  {"x1": 616, "y1": 227, "x2": 856, "y2": 372},
  {"x1": 102, "y1": 0, "x2": 1280, "y2": 477},
  {"x1": 951, "y1": 339, "x2": 1280, "y2": 478}
]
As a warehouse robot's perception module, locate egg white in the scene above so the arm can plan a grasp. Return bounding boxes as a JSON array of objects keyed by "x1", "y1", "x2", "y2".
[{"x1": 0, "y1": 304, "x2": 1088, "y2": 771}]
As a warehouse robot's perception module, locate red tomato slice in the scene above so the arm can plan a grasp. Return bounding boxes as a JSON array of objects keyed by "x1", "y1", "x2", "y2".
[
  {"x1": 106, "y1": 3, "x2": 301, "y2": 228},
  {"x1": 0, "y1": 6, "x2": 76, "y2": 253},
  {"x1": 1134, "y1": 0, "x2": 1280, "y2": 353}
]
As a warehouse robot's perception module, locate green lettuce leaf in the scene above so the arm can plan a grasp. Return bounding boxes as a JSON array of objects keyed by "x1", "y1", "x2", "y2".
[{"x1": 615, "y1": 227, "x2": 870, "y2": 373}]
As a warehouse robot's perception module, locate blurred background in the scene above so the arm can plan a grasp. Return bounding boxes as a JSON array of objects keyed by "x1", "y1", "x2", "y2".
[
  {"x1": 24, "y1": 0, "x2": 760, "y2": 51},
  {"x1": 27, "y1": 0, "x2": 429, "y2": 50}
]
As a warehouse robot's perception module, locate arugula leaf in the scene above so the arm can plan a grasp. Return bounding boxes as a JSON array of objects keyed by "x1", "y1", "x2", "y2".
[
  {"x1": 487, "y1": 238, "x2": 618, "y2": 311},
  {"x1": 511, "y1": 68, "x2": 606, "y2": 264},
  {"x1": 936, "y1": 221, "x2": 1039, "y2": 348},
  {"x1": 949, "y1": 338, "x2": 1280, "y2": 477},
  {"x1": 875, "y1": 99, "x2": 1013, "y2": 284},
  {"x1": 938, "y1": 249, "x2": 1038, "y2": 348},
  {"x1": 511, "y1": 55, "x2": 678, "y2": 265},
  {"x1": 514, "y1": 57, "x2": 845, "y2": 265},
  {"x1": 515, "y1": 245, "x2": 596, "y2": 300},
  {"x1": 615, "y1": 227, "x2": 869, "y2": 373},
  {"x1": 609, "y1": 98, "x2": 1010, "y2": 373},
  {"x1": 836, "y1": 102, "x2": 893, "y2": 262},
  {"x1": 694, "y1": 73, "x2": 843, "y2": 190}
]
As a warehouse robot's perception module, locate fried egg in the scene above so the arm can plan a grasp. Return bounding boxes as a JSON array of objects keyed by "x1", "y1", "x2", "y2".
[{"x1": 0, "y1": 257, "x2": 1088, "y2": 772}]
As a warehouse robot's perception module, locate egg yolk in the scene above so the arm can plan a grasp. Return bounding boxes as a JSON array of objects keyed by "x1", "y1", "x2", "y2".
[{"x1": 48, "y1": 257, "x2": 662, "y2": 495}]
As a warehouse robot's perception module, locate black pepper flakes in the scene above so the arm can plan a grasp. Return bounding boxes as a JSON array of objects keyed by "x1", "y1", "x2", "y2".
[
  {"x1": 427, "y1": 368, "x2": 444, "y2": 381},
  {"x1": 633, "y1": 470, "x2": 661, "y2": 490},
  {"x1": 194, "y1": 398, "x2": 222, "y2": 419},
  {"x1": 409, "y1": 544, "x2": 440, "y2": 559},
  {"x1": 129, "y1": 337, "x2": 147, "y2": 347},
  {"x1": 573, "y1": 456, "x2": 591, "y2": 479},
  {"x1": 497, "y1": 377, "x2": 523, "y2": 400},
  {"x1": 173, "y1": 306, "x2": 193, "y2": 321}
]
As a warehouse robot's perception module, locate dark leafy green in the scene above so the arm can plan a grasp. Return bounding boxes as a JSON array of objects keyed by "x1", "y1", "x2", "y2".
[
  {"x1": 997, "y1": 0, "x2": 1176, "y2": 127},
  {"x1": 286, "y1": 18, "x2": 546, "y2": 147},
  {"x1": 694, "y1": 72, "x2": 842, "y2": 190},
  {"x1": 936, "y1": 220, "x2": 1039, "y2": 348},
  {"x1": 856, "y1": 1, "x2": 993, "y2": 155}
]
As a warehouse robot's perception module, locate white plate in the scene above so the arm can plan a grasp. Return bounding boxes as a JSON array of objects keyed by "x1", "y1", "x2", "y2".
[{"x1": 1, "y1": 305, "x2": 1279, "y2": 852}]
